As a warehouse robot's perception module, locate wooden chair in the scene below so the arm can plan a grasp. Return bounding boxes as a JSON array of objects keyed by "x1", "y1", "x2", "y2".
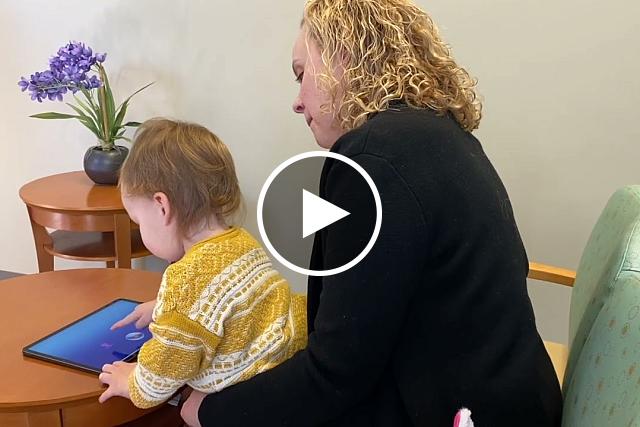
[{"x1": 528, "y1": 262, "x2": 574, "y2": 386}]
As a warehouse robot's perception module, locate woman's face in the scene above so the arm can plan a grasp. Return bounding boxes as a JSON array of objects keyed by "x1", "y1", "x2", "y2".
[{"x1": 292, "y1": 28, "x2": 346, "y2": 149}]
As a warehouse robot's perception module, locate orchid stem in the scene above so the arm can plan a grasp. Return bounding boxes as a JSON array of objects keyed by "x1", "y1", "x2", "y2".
[{"x1": 97, "y1": 65, "x2": 110, "y2": 148}]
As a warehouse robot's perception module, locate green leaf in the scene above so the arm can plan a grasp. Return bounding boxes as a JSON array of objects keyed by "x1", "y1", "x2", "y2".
[
  {"x1": 73, "y1": 95, "x2": 100, "y2": 125},
  {"x1": 97, "y1": 87, "x2": 108, "y2": 132},
  {"x1": 66, "y1": 103, "x2": 102, "y2": 139},
  {"x1": 66, "y1": 101, "x2": 96, "y2": 124},
  {"x1": 96, "y1": 65, "x2": 117, "y2": 144},
  {"x1": 111, "y1": 82, "x2": 153, "y2": 138},
  {"x1": 79, "y1": 86, "x2": 98, "y2": 111},
  {"x1": 30, "y1": 112, "x2": 80, "y2": 120},
  {"x1": 99, "y1": 65, "x2": 116, "y2": 130},
  {"x1": 118, "y1": 81, "x2": 154, "y2": 110},
  {"x1": 105, "y1": 86, "x2": 116, "y2": 128},
  {"x1": 111, "y1": 100, "x2": 129, "y2": 139},
  {"x1": 77, "y1": 117, "x2": 103, "y2": 140},
  {"x1": 115, "y1": 136, "x2": 132, "y2": 143}
]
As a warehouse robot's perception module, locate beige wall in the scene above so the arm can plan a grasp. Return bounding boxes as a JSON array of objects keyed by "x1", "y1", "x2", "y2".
[{"x1": 1, "y1": 0, "x2": 638, "y2": 344}]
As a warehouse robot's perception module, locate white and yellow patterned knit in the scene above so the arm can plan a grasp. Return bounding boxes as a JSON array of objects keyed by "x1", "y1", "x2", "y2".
[{"x1": 128, "y1": 227, "x2": 307, "y2": 409}]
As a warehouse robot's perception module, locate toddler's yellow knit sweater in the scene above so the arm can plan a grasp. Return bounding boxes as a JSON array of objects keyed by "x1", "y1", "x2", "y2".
[{"x1": 128, "y1": 227, "x2": 307, "y2": 408}]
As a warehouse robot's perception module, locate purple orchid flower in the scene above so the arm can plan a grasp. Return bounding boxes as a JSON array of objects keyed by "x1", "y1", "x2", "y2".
[{"x1": 19, "y1": 41, "x2": 105, "y2": 101}]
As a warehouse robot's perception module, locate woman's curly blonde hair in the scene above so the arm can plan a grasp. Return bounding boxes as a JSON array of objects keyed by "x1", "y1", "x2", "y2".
[{"x1": 303, "y1": 0, "x2": 482, "y2": 132}]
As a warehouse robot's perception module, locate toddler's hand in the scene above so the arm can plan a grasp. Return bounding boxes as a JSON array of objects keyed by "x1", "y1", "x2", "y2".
[
  {"x1": 98, "y1": 361, "x2": 136, "y2": 403},
  {"x1": 111, "y1": 299, "x2": 156, "y2": 330}
]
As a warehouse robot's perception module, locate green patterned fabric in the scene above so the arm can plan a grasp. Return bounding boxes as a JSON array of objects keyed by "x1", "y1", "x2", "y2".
[{"x1": 562, "y1": 186, "x2": 640, "y2": 426}]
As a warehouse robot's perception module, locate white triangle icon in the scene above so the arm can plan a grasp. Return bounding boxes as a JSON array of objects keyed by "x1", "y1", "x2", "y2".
[{"x1": 302, "y1": 189, "x2": 350, "y2": 238}]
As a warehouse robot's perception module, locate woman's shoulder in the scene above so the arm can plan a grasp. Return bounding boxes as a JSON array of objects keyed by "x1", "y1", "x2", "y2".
[{"x1": 333, "y1": 104, "x2": 477, "y2": 160}]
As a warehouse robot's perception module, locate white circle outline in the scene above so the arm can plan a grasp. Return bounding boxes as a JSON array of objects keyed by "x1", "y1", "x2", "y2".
[
  {"x1": 125, "y1": 332, "x2": 145, "y2": 341},
  {"x1": 257, "y1": 151, "x2": 382, "y2": 277}
]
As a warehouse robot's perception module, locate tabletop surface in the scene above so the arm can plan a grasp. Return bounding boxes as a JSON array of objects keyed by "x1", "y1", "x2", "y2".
[
  {"x1": 0, "y1": 268, "x2": 161, "y2": 410},
  {"x1": 19, "y1": 171, "x2": 124, "y2": 212}
]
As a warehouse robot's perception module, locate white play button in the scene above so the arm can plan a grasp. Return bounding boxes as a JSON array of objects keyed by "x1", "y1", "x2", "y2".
[
  {"x1": 258, "y1": 151, "x2": 381, "y2": 277},
  {"x1": 302, "y1": 189, "x2": 350, "y2": 238}
]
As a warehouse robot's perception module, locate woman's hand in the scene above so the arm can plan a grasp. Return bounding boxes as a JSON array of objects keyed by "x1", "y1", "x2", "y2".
[
  {"x1": 98, "y1": 361, "x2": 136, "y2": 403},
  {"x1": 180, "y1": 389, "x2": 207, "y2": 427},
  {"x1": 111, "y1": 299, "x2": 156, "y2": 330}
]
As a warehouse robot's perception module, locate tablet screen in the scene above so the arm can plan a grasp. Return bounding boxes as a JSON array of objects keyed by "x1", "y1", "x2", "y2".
[{"x1": 23, "y1": 299, "x2": 152, "y2": 374}]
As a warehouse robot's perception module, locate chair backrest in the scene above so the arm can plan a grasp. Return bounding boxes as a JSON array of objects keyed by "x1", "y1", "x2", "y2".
[{"x1": 562, "y1": 185, "x2": 640, "y2": 426}]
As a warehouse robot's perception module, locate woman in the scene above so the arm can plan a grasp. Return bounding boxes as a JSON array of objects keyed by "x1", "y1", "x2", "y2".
[{"x1": 182, "y1": 0, "x2": 563, "y2": 425}]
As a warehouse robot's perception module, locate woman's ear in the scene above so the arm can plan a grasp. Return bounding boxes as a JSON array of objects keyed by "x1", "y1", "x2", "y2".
[{"x1": 152, "y1": 192, "x2": 173, "y2": 226}]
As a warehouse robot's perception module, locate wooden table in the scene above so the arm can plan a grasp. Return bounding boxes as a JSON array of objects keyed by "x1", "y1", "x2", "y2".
[
  {"x1": 19, "y1": 172, "x2": 150, "y2": 271},
  {"x1": 0, "y1": 269, "x2": 166, "y2": 427}
]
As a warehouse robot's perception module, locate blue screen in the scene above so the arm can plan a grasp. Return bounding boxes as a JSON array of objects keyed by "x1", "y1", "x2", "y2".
[{"x1": 25, "y1": 299, "x2": 151, "y2": 373}]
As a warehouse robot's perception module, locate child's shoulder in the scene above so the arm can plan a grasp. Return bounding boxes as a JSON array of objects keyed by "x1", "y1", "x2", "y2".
[
  {"x1": 193, "y1": 227, "x2": 262, "y2": 258},
  {"x1": 159, "y1": 227, "x2": 275, "y2": 311},
  {"x1": 167, "y1": 227, "x2": 266, "y2": 279}
]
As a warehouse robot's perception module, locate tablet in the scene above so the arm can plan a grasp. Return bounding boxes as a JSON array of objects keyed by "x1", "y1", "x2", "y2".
[{"x1": 23, "y1": 298, "x2": 152, "y2": 374}]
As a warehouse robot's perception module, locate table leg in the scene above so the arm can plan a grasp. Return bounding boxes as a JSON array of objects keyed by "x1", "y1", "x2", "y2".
[
  {"x1": 27, "y1": 410, "x2": 62, "y2": 427},
  {"x1": 0, "y1": 410, "x2": 62, "y2": 427},
  {"x1": 27, "y1": 208, "x2": 54, "y2": 272},
  {"x1": 114, "y1": 214, "x2": 132, "y2": 269}
]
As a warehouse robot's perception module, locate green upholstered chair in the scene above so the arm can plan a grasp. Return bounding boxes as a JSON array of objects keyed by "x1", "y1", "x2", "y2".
[{"x1": 529, "y1": 185, "x2": 640, "y2": 426}]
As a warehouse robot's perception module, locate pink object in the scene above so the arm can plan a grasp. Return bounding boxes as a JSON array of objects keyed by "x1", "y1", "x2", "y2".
[{"x1": 453, "y1": 408, "x2": 474, "y2": 427}]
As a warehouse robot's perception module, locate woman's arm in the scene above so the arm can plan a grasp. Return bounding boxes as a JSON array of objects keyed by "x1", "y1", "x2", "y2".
[{"x1": 192, "y1": 153, "x2": 429, "y2": 427}]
